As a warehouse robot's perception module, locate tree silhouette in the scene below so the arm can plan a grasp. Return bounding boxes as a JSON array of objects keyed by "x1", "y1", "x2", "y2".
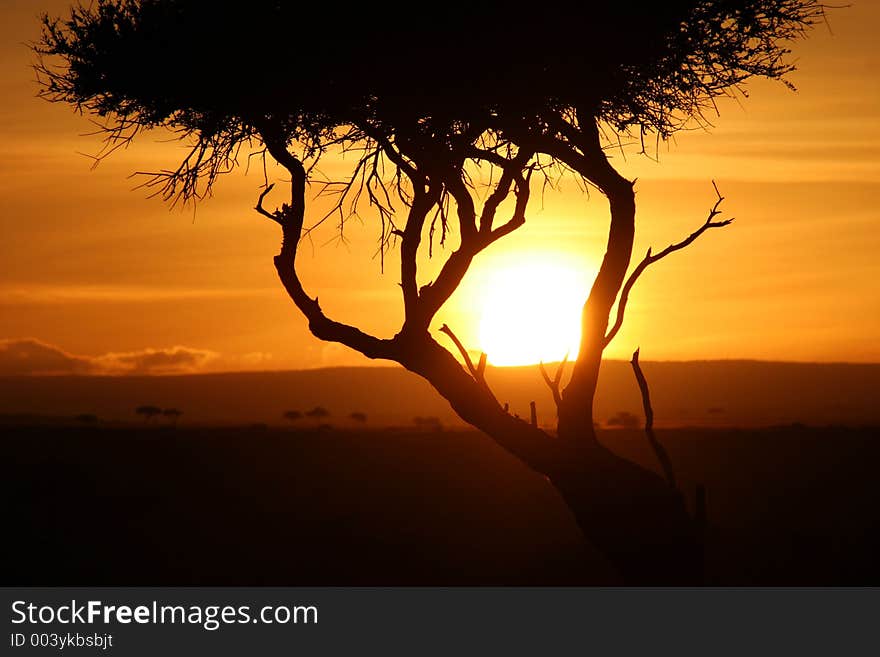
[
  {"x1": 607, "y1": 411, "x2": 641, "y2": 430},
  {"x1": 349, "y1": 412, "x2": 368, "y2": 424},
  {"x1": 162, "y1": 408, "x2": 182, "y2": 426},
  {"x1": 35, "y1": 0, "x2": 826, "y2": 583},
  {"x1": 135, "y1": 405, "x2": 162, "y2": 423},
  {"x1": 283, "y1": 410, "x2": 303, "y2": 422},
  {"x1": 304, "y1": 406, "x2": 330, "y2": 420}
]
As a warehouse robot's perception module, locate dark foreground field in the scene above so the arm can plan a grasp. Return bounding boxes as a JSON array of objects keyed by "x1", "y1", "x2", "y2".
[{"x1": 3, "y1": 425, "x2": 879, "y2": 585}]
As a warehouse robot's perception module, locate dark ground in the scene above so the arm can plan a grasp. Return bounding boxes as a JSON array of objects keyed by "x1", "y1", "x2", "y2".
[{"x1": 3, "y1": 424, "x2": 879, "y2": 585}]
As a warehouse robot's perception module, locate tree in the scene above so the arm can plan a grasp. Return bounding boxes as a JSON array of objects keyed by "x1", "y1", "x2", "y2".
[
  {"x1": 283, "y1": 410, "x2": 303, "y2": 422},
  {"x1": 304, "y1": 407, "x2": 330, "y2": 420},
  {"x1": 349, "y1": 412, "x2": 368, "y2": 424},
  {"x1": 35, "y1": 0, "x2": 826, "y2": 583},
  {"x1": 135, "y1": 405, "x2": 162, "y2": 423},
  {"x1": 163, "y1": 408, "x2": 182, "y2": 426},
  {"x1": 607, "y1": 411, "x2": 641, "y2": 430}
]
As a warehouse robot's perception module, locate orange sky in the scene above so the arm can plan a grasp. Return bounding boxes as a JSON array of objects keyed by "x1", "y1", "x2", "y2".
[{"x1": 1, "y1": 1, "x2": 879, "y2": 374}]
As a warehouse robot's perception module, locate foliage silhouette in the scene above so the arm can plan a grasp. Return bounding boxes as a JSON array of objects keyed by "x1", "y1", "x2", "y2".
[
  {"x1": 305, "y1": 406, "x2": 330, "y2": 420},
  {"x1": 283, "y1": 410, "x2": 303, "y2": 422},
  {"x1": 607, "y1": 411, "x2": 641, "y2": 429},
  {"x1": 36, "y1": 0, "x2": 827, "y2": 583},
  {"x1": 135, "y1": 405, "x2": 162, "y2": 422},
  {"x1": 349, "y1": 412, "x2": 368, "y2": 424},
  {"x1": 162, "y1": 408, "x2": 182, "y2": 426}
]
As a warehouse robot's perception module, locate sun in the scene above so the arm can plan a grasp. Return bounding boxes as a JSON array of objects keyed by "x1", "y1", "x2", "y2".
[{"x1": 474, "y1": 256, "x2": 593, "y2": 366}]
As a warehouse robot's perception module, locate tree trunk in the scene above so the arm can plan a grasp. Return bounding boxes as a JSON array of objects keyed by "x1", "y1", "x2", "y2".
[
  {"x1": 547, "y1": 444, "x2": 703, "y2": 584},
  {"x1": 399, "y1": 335, "x2": 704, "y2": 584},
  {"x1": 536, "y1": 141, "x2": 704, "y2": 582},
  {"x1": 558, "y1": 178, "x2": 635, "y2": 442}
]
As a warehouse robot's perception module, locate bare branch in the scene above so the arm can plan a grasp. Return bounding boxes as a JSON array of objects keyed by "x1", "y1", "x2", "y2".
[
  {"x1": 254, "y1": 183, "x2": 282, "y2": 224},
  {"x1": 538, "y1": 352, "x2": 569, "y2": 411},
  {"x1": 438, "y1": 324, "x2": 499, "y2": 406},
  {"x1": 400, "y1": 185, "x2": 438, "y2": 322},
  {"x1": 417, "y1": 157, "x2": 534, "y2": 328},
  {"x1": 438, "y1": 324, "x2": 479, "y2": 378},
  {"x1": 256, "y1": 138, "x2": 397, "y2": 362},
  {"x1": 604, "y1": 182, "x2": 734, "y2": 347},
  {"x1": 630, "y1": 348, "x2": 677, "y2": 490}
]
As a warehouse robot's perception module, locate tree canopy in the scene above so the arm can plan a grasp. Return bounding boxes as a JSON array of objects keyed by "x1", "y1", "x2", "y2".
[{"x1": 35, "y1": 0, "x2": 824, "y2": 204}]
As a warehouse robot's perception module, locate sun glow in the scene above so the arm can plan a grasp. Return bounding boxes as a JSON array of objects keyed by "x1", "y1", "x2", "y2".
[{"x1": 474, "y1": 256, "x2": 593, "y2": 366}]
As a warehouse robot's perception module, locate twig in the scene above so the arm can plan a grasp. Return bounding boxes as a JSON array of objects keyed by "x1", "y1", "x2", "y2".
[
  {"x1": 538, "y1": 352, "x2": 569, "y2": 411},
  {"x1": 437, "y1": 324, "x2": 504, "y2": 408},
  {"x1": 254, "y1": 183, "x2": 282, "y2": 224},
  {"x1": 439, "y1": 324, "x2": 479, "y2": 378},
  {"x1": 630, "y1": 348, "x2": 677, "y2": 490},
  {"x1": 605, "y1": 182, "x2": 733, "y2": 347}
]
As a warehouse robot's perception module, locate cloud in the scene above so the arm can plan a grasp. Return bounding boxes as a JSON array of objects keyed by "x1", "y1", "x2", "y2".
[
  {"x1": 0, "y1": 338, "x2": 218, "y2": 376},
  {"x1": 93, "y1": 346, "x2": 218, "y2": 375},
  {"x1": 0, "y1": 338, "x2": 93, "y2": 375}
]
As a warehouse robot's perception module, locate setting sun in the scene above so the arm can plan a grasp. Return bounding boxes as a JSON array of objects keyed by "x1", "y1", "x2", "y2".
[{"x1": 475, "y1": 257, "x2": 594, "y2": 366}]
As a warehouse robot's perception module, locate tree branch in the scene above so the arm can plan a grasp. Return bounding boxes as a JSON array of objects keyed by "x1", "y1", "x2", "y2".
[
  {"x1": 400, "y1": 184, "x2": 438, "y2": 324},
  {"x1": 437, "y1": 323, "x2": 500, "y2": 404},
  {"x1": 538, "y1": 353, "x2": 569, "y2": 412},
  {"x1": 255, "y1": 183, "x2": 282, "y2": 224},
  {"x1": 630, "y1": 348, "x2": 677, "y2": 490},
  {"x1": 438, "y1": 323, "x2": 479, "y2": 378},
  {"x1": 604, "y1": 182, "x2": 734, "y2": 347},
  {"x1": 417, "y1": 157, "x2": 534, "y2": 328},
  {"x1": 256, "y1": 134, "x2": 398, "y2": 361}
]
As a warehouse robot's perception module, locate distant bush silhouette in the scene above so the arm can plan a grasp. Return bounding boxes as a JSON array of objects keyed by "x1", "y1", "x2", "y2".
[
  {"x1": 135, "y1": 405, "x2": 162, "y2": 423},
  {"x1": 163, "y1": 408, "x2": 182, "y2": 426},
  {"x1": 305, "y1": 407, "x2": 330, "y2": 419},
  {"x1": 74, "y1": 413, "x2": 98, "y2": 424},
  {"x1": 349, "y1": 412, "x2": 367, "y2": 423},
  {"x1": 607, "y1": 411, "x2": 640, "y2": 429},
  {"x1": 283, "y1": 410, "x2": 303, "y2": 422}
]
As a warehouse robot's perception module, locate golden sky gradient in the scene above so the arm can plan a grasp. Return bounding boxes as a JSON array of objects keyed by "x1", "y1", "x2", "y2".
[{"x1": 1, "y1": 1, "x2": 879, "y2": 373}]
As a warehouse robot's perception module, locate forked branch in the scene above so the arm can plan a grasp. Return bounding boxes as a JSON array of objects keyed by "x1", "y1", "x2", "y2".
[
  {"x1": 255, "y1": 183, "x2": 282, "y2": 224},
  {"x1": 630, "y1": 348, "x2": 677, "y2": 490},
  {"x1": 538, "y1": 353, "x2": 569, "y2": 411},
  {"x1": 604, "y1": 182, "x2": 733, "y2": 347},
  {"x1": 417, "y1": 157, "x2": 534, "y2": 329},
  {"x1": 254, "y1": 139, "x2": 396, "y2": 361},
  {"x1": 438, "y1": 323, "x2": 498, "y2": 404}
]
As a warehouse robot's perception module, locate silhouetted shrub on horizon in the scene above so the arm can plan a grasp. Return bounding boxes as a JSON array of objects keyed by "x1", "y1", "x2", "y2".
[
  {"x1": 135, "y1": 405, "x2": 162, "y2": 422},
  {"x1": 607, "y1": 411, "x2": 640, "y2": 429},
  {"x1": 305, "y1": 406, "x2": 330, "y2": 419}
]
